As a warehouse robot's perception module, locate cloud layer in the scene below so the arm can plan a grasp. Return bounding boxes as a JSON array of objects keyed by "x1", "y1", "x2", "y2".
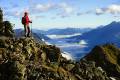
[
  {"x1": 3, "y1": 2, "x2": 74, "y2": 19},
  {"x1": 33, "y1": 3, "x2": 74, "y2": 17},
  {"x1": 2, "y1": 1, "x2": 120, "y2": 20},
  {"x1": 96, "y1": 4, "x2": 120, "y2": 15},
  {"x1": 35, "y1": 3, "x2": 55, "y2": 12},
  {"x1": 76, "y1": 4, "x2": 120, "y2": 16}
]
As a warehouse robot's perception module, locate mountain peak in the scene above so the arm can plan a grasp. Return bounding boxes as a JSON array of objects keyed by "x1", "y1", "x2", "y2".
[
  {"x1": 109, "y1": 21, "x2": 120, "y2": 25},
  {"x1": 84, "y1": 44, "x2": 120, "y2": 78}
]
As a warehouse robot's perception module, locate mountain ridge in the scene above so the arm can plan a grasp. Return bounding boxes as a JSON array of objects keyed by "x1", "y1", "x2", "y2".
[
  {"x1": 45, "y1": 28, "x2": 92, "y2": 35},
  {"x1": 84, "y1": 44, "x2": 120, "y2": 79},
  {"x1": 14, "y1": 29, "x2": 50, "y2": 41},
  {"x1": 0, "y1": 37, "x2": 112, "y2": 80},
  {"x1": 67, "y1": 21, "x2": 120, "y2": 47}
]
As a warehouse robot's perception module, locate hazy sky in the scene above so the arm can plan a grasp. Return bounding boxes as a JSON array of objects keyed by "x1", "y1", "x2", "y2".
[{"x1": 0, "y1": 0, "x2": 120, "y2": 30}]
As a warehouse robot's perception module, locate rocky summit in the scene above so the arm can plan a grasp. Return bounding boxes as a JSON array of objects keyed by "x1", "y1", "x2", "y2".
[{"x1": 0, "y1": 37, "x2": 111, "y2": 80}]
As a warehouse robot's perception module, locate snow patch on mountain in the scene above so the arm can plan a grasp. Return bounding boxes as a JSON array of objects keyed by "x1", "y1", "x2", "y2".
[
  {"x1": 61, "y1": 52, "x2": 73, "y2": 60},
  {"x1": 79, "y1": 40, "x2": 87, "y2": 45}
]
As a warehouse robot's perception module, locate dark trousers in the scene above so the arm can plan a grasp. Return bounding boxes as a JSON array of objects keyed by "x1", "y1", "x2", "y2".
[{"x1": 24, "y1": 24, "x2": 30, "y2": 37}]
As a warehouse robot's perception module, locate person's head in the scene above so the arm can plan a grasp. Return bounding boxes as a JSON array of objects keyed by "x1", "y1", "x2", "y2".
[{"x1": 24, "y1": 12, "x2": 28, "y2": 16}]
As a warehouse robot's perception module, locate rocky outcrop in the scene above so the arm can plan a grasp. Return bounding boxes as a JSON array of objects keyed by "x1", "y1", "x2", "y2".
[
  {"x1": 0, "y1": 8, "x2": 14, "y2": 37},
  {"x1": 84, "y1": 44, "x2": 120, "y2": 79},
  {"x1": 71, "y1": 59, "x2": 110, "y2": 80},
  {"x1": 0, "y1": 37, "x2": 75, "y2": 80},
  {"x1": 0, "y1": 8, "x2": 3, "y2": 23},
  {"x1": 0, "y1": 37, "x2": 111, "y2": 80}
]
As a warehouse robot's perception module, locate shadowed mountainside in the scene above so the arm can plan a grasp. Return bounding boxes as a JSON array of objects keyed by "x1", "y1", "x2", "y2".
[
  {"x1": 67, "y1": 21, "x2": 120, "y2": 47},
  {"x1": 84, "y1": 44, "x2": 120, "y2": 79}
]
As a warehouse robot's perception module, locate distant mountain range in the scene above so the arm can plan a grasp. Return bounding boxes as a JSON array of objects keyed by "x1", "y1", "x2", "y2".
[
  {"x1": 14, "y1": 29, "x2": 50, "y2": 41},
  {"x1": 43, "y1": 28, "x2": 92, "y2": 35},
  {"x1": 14, "y1": 27, "x2": 92, "y2": 40},
  {"x1": 67, "y1": 21, "x2": 120, "y2": 48}
]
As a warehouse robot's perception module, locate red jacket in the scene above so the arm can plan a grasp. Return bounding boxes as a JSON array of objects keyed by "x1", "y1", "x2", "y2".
[{"x1": 25, "y1": 15, "x2": 31, "y2": 25}]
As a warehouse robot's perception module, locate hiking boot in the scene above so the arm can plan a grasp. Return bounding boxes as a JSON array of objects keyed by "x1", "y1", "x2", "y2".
[
  {"x1": 27, "y1": 35, "x2": 31, "y2": 37},
  {"x1": 25, "y1": 35, "x2": 27, "y2": 37}
]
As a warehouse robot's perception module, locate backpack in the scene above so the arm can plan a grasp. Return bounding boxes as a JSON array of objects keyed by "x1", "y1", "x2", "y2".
[{"x1": 21, "y1": 17, "x2": 26, "y2": 25}]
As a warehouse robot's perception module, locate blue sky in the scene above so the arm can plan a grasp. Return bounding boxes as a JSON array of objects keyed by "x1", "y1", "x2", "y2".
[{"x1": 0, "y1": 0, "x2": 120, "y2": 30}]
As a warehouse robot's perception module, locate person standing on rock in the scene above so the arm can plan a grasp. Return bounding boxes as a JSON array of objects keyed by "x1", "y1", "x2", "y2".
[{"x1": 22, "y1": 12, "x2": 32, "y2": 37}]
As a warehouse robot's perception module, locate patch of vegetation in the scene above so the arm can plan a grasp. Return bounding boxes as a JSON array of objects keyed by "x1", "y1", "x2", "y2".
[{"x1": 84, "y1": 44, "x2": 120, "y2": 79}]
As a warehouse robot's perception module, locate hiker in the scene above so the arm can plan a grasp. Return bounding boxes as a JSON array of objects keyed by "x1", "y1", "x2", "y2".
[{"x1": 22, "y1": 12, "x2": 32, "y2": 37}]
